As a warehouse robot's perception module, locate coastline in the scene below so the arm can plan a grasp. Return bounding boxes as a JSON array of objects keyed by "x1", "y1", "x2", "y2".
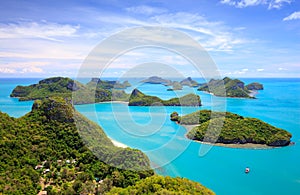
[
  {"x1": 181, "y1": 124, "x2": 273, "y2": 149},
  {"x1": 109, "y1": 138, "x2": 128, "y2": 148}
]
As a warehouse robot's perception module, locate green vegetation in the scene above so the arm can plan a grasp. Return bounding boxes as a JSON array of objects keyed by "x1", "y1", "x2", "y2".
[
  {"x1": 10, "y1": 77, "x2": 130, "y2": 104},
  {"x1": 86, "y1": 78, "x2": 131, "y2": 89},
  {"x1": 0, "y1": 97, "x2": 153, "y2": 194},
  {"x1": 198, "y1": 77, "x2": 263, "y2": 98},
  {"x1": 171, "y1": 110, "x2": 292, "y2": 146},
  {"x1": 107, "y1": 175, "x2": 215, "y2": 195},
  {"x1": 0, "y1": 97, "x2": 214, "y2": 194},
  {"x1": 129, "y1": 89, "x2": 201, "y2": 106}
]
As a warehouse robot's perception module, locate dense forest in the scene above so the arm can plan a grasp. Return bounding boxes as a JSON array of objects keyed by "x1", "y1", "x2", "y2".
[
  {"x1": 171, "y1": 110, "x2": 292, "y2": 146},
  {"x1": 107, "y1": 175, "x2": 215, "y2": 195},
  {"x1": 0, "y1": 97, "x2": 213, "y2": 194}
]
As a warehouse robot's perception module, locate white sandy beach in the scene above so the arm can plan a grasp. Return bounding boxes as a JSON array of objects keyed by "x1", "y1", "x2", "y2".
[{"x1": 110, "y1": 138, "x2": 128, "y2": 148}]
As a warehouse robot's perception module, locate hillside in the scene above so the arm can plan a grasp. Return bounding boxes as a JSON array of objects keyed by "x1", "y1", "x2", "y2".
[
  {"x1": 198, "y1": 77, "x2": 263, "y2": 98},
  {"x1": 0, "y1": 97, "x2": 153, "y2": 194},
  {"x1": 128, "y1": 89, "x2": 201, "y2": 106},
  {"x1": 171, "y1": 110, "x2": 292, "y2": 147}
]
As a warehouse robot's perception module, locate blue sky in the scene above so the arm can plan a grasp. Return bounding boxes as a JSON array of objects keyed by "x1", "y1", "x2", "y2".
[{"x1": 0, "y1": 0, "x2": 299, "y2": 78}]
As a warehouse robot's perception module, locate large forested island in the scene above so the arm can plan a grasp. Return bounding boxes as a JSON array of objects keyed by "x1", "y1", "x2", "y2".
[
  {"x1": 129, "y1": 89, "x2": 201, "y2": 106},
  {"x1": 0, "y1": 97, "x2": 214, "y2": 194},
  {"x1": 171, "y1": 110, "x2": 292, "y2": 147},
  {"x1": 198, "y1": 77, "x2": 263, "y2": 98},
  {"x1": 10, "y1": 77, "x2": 130, "y2": 104}
]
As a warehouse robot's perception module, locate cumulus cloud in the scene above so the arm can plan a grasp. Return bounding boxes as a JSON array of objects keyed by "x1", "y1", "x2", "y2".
[
  {"x1": 256, "y1": 68, "x2": 264, "y2": 71},
  {"x1": 283, "y1": 11, "x2": 300, "y2": 21},
  {"x1": 220, "y1": 0, "x2": 292, "y2": 9}
]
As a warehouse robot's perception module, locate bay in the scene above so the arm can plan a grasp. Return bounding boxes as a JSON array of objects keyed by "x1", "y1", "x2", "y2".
[{"x1": 1, "y1": 78, "x2": 299, "y2": 195}]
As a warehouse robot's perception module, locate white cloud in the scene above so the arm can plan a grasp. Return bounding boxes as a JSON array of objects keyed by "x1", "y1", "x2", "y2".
[
  {"x1": 278, "y1": 67, "x2": 288, "y2": 70},
  {"x1": 0, "y1": 21, "x2": 79, "y2": 41},
  {"x1": 283, "y1": 11, "x2": 300, "y2": 21},
  {"x1": 20, "y1": 66, "x2": 44, "y2": 73},
  {"x1": 224, "y1": 68, "x2": 249, "y2": 75},
  {"x1": 257, "y1": 68, "x2": 264, "y2": 71},
  {"x1": 0, "y1": 68, "x2": 17, "y2": 73},
  {"x1": 125, "y1": 5, "x2": 167, "y2": 15},
  {"x1": 268, "y1": 0, "x2": 292, "y2": 9},
  {"x1": 220, "y1": 0, "x2": 292, "y2": 9}
]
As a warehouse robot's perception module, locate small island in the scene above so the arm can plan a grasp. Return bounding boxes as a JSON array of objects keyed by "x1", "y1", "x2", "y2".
[
  {"x1": 170, "y1": 110, "x2": 292, "y2": 147},
  {"x1": 141, "y1": 76, "x2": 199, "y2": 91},
  {"x1": 198, "y1": 77, "x2": 264, "y2": 98},
  {"x1": 180, "y1": 77, "x2": 199, "y2": 87},
  {"x1": 141, "y1": 76, "x2": 171, "y2": 84},
  {"x1": 129, "y1": 89, "x2": 201, "y2": 106}
]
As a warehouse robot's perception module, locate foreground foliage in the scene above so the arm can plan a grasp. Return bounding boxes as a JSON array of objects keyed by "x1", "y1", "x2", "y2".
[
  {"x1": 171, "y1": 110, "x2": 292, "y2": 146},
  {"x1": 107, "y1": 175, "x2": 215, "y2": 195}
]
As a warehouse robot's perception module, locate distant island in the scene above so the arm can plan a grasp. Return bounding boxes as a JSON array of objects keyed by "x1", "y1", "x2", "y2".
[
  {"x1": 141, "y1": 76, "x2": 171, "y2": 84},
  {"x1": 198, "y1": 77, "x2": 264, "y2": 98},
  {"x1": 0, "y1": 96, "x2": 214, "y2": 194},
  {"x1": 170, "y1": 110, "x2": 292, "y2": 147},
  {"x1": 129, "y1": 89, "x2": 201, "y2": 106},
  {"x1": 11, "y1": 77, "x2": 202, "y2": 107},
  {"x1": 141, "y1": 76, "x2": 199, "y2": 91},
  {"x1": 10, "y1": 77, "x2": 130, "y2": 104}
]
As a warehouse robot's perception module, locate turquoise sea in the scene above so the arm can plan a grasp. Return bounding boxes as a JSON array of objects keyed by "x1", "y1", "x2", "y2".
[{"x1": 0, "y1": 78, "x2": 300, "y2": 195}]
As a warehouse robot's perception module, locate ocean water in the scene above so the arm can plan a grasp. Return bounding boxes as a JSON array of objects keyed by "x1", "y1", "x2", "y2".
[{"x1": 1, "y1": 78, "x2": 299, "y2": 195}]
